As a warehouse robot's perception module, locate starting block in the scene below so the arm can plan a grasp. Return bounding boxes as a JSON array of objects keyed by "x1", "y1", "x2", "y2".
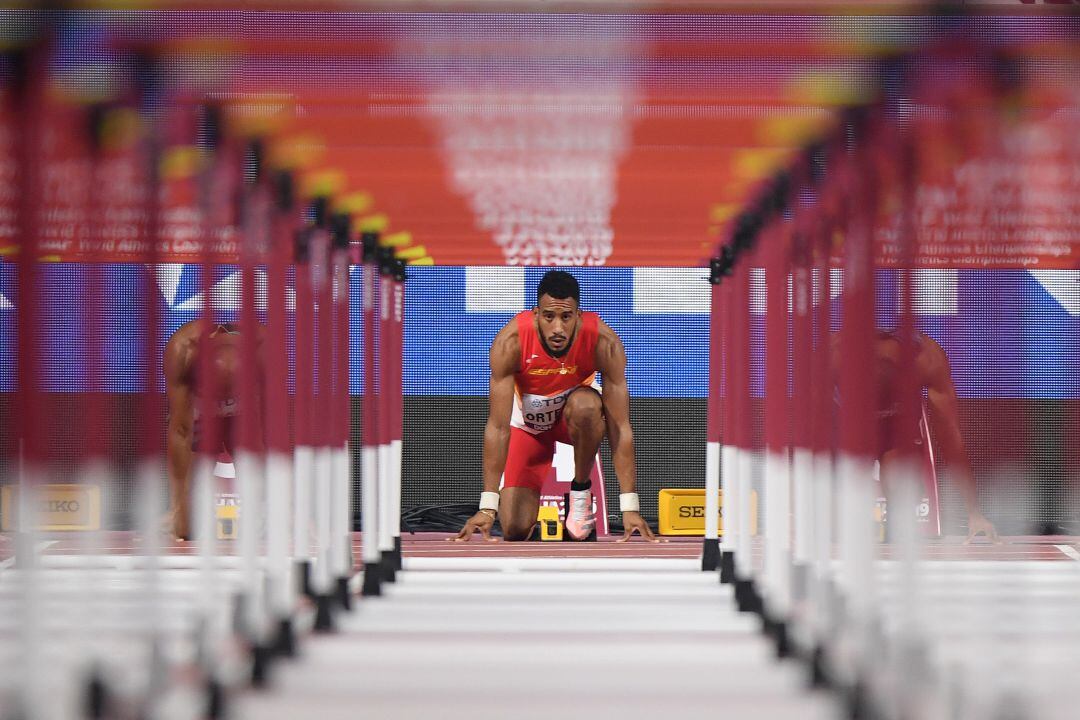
[
  {"x1": 537, "y1": 505, "x2": 563, "y2": 541},
  {"x1": 214, "y1": 456, "x2": 239, "y2": 541},
  {"x1": 533, "y1": 496, "x2": 598, "y2": 542},
  {"x1": 873, "y1": 405, "x2": 943, "y2": 540},
  {"x1": 507, "y1": 440, "x2": 609, "y2": 541}
]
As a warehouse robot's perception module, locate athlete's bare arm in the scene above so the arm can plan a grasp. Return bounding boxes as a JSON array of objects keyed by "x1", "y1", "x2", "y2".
[
  {"x1": 921, "y1": 337, "x2": 999, "y2": 542},
  {"x1": 596, "y1": 320, "x2": 656, "y2": 542},
  {"x1": 454, "y1": 320, "x2": 519, "y2": 541},
  {"x1": 164, "y1": 320, "x2": 199, "y2": 540}
]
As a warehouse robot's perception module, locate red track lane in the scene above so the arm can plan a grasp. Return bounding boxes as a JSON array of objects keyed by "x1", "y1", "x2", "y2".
[{"x1": 1, "y1": 532, "x2": 1076, "y2": 563}]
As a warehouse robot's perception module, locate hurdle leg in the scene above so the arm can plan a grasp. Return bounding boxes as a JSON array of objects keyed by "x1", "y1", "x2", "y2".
[
  {"x1": 313, "y1": 445, "x2": 336, "y2": 630},
  {"x1": 703, "y1": 274, "x2": 724, "y2": 572},
  {"x1": 703, "y1": 440, "x2": 721, "y2": 571},
  {"x1": 293, "y1": 446, "x2": 314, "y2": 598},
  {"x1": 266, "y1": 449, "x2": 295, "y2": 655},
  {"x1": 360, "y1": 259, "x2": 383, "y2": 596}
]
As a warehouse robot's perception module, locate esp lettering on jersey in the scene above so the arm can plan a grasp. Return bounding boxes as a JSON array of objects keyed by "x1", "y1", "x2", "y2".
[{"x1": 511, "y1": 309, "x2": 600, "y2": 434}]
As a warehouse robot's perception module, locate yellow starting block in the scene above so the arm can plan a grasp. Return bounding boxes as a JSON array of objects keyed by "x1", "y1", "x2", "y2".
[
  {"x1": 537, "y1": 505, "x2": 563, "y2": 541},
  {"x1": 216, "y1": 494, "x2": 239, "y2": 540},
  {"x1": 0, "y1": 484, "x2": 102, "y2": 531},
  {"x1": 657, "y1": 488, "x2": 758, "y2": 537}
]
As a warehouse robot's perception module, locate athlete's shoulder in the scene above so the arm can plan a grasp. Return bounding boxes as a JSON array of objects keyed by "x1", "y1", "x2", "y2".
[
  {"x1": 164, "y1": 320, "x2": 200, "y2": 384},
  {"x1": 916, "y1": 332, "x2": 945, "y2": 356},
  {"x1": 490, "y1": 315, "x2": 522, "y2": 375},
  {"x1": 917, "y1": 333, "x2": 951, "y2": 383},
  {"x1": 494, "y1": 313, "x2": 525, "y2": 342},
  {"x1": 592, "y1": 316, "x2": 625, "y2": 371},
  {"x1": 593, "y1": 315, "x2": 621, "y2": 345}
]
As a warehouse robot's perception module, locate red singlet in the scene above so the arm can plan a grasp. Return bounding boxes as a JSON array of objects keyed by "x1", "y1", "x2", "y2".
[
  {"x1": 503, "y1": 310, "x2": 601, "y2": 490},
  {"x1": 510, "y1": 310, "x2": 600, "y2": 434}
]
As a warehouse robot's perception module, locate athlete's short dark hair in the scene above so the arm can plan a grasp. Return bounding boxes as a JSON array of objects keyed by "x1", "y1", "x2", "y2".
[{"x1": 536, "y1": 270, "x2": 580, "y2": 306}]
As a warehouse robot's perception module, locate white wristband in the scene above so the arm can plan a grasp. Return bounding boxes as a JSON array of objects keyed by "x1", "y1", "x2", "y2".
[
  {"x1": 619, "y1": 492, "x2": 640, "y2": 514},
  {"x1": 479, "y1": 491, "x2": 500, "y2": 512}
]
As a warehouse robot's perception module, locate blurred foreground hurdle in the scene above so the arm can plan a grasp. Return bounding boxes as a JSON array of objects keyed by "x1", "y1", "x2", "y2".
[
  {"x1": 0, "y1": 15, "x2": 409, "y2": 719},
  {"x1": 704, "y1": 13, "x2": 1080, "y2": 720}
]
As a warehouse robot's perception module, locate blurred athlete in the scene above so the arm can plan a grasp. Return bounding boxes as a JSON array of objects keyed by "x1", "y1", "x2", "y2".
[
  {"x1": 163, "y1": 320, "x2": 262, "y2": 540},
  {"x1": 873, "y1": 331, "x2": 999, "y2": 543},
  {"x1": 453, "y1": 270, "x2": 656, "y2": 543}
]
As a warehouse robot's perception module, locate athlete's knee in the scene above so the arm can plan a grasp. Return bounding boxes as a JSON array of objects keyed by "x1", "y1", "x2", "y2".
[
  {"x1": 563, "y1": 388, "x2": 603, "y2": 429},
  {"x1": 502, "y1": 522, "x2": 534, "y2": 541}
]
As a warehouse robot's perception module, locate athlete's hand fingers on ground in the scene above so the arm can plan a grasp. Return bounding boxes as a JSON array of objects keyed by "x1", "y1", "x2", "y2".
[
  {"x1": 450, "y1": 522, "x2": 476, "y2": 542},
  {"x1": 617, "y1": 513, "x2": 660, "y2": 543},
  {"x1": 630, "y1": 519, "x2": 660, "y2": 543},
  {"x1": 963, "y1": 527, "x2": 1004, "y2": 546},
  {"x1": 616, "y1": 523, "x2": 654, "y2": 543},
  {"x1": 963, "y1": 514, "x2": 1001, "y2": 545},
  {"x1": 637, "y1": 520, "x2": 660, "y2": 543},
  {"x1": 479, "y1": 523, "x2": 499, "y2": 543}
]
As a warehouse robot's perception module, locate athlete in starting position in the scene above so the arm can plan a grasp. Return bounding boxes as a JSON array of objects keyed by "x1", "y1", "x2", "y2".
[
  {"x1": 454, "y1": 270, "x2": 656, "y2": 542},
  {"x1": 873, "y1": 331, "x2": 999, "y2": 543},
  {"x1": 163, "y1": 320, "x2": 262, "y2": 540}
]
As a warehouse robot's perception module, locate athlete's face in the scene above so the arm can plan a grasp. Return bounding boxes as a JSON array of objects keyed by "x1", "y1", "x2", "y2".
[{"x1": 535, "y1": 294, "x2": 580, "y2": 354}]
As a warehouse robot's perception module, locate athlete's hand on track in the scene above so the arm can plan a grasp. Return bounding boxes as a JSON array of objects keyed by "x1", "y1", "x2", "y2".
[
  {"x1": 963, "y1": 511, "x2": 1001, "y2": 545},
  {"x1": 617, "y1": 511, "x2": 660, "y2": 543},
  {"x1": 451, "y1": 511, "x2": 500, "y2": 543}
]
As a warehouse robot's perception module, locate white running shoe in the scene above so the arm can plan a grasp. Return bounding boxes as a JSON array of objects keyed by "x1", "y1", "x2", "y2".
[{"x1": 564, "y1": 488, "x2": 596, "y2": 540}]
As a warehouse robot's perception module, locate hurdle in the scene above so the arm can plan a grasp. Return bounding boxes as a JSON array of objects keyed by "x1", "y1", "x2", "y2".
[
  {"x1": 703, "y1": 12, "x2": 1080, "y2": 719},
  {"x1": 0, "y1": 16, "x2": 397, "y2": 713},
  {"x1": 264, "y1": 147, "x2": 298, "y2": 656},
  {"x1": 360, "y1": 231, "x2": 383, "y2": 597}
]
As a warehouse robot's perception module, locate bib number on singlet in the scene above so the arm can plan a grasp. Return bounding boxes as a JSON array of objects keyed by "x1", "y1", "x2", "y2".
[{"x1": 521, "y1": 390, "x2": 571, "y2": 432}]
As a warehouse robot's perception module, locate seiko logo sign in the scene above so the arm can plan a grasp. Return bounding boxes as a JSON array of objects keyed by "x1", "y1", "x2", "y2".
[
  {"x1": 43, "y1": 500, "x2": 80, "y2": 513},
  {"x1": 678, "y1": 506, "x2": 706, "y2": 519}
]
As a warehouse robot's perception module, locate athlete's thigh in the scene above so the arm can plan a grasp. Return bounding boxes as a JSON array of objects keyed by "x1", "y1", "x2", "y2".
[
  {"x1": 503, "y1": 426, "x2": 556, "y2": 491},
  {"x1": 501, "y1": 428, "x2": 554, "y2": 538}
]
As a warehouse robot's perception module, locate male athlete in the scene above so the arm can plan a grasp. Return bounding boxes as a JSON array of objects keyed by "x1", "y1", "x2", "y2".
[
  {"x1": 453, "y1": 270, "x2": 656, "y2": 543},
  {"x1": 874, "y1": 331, "x2": 999, "y2": 543},
  {"x1": 163, "y1": 320, "x2": 262, "y2": 540}
]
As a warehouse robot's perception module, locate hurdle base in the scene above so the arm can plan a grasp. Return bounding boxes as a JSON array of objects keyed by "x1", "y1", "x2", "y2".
[
  {"x1": 313, "y1": 594, "x2": 336, "y2": 633},
  {"x1": 701, "y1": 537, "x2": 721, "y2": 572},
  {"x1": 392, "y1": 536, "x2": 403, "y2": 571},
  {"x1": 273, "y1": 618, "x2": 297, "y2": 658},
  {"x1": 295, "y1": 559, "x2": 314, "y2": 599},
  {"x1": 719, "y1": 550, "x2": 736, "y2": 584},
  {"x1": 335, "y1": 576, "x2": 352, "y2": 610},
  {"x1": 361, "y1": 562, "x2": 382, "y2": 597},
  {"x1": 250, "y1": 644, "x2": 274, "y2": 688},
  {"x1": 845, "y1": 677, "x2": 873, "y2": 720},
  {"x1": 763, "y1": 614, "x2": 791, "y2": 659},
  {"x1": 84, "y1": 666, "x2": 108, "y2": 719},
  {"x1": 380, "y1": 556, "x2": 397, "y2": 583},
  {"x1": 205, "y1": 677, "x2": 226, "y2": 720},
  {"x1": 734, "y1": 578, "x2": 763, "y2": 615},
  {"x1": 809, "y1": 644, "x2": 832, "y2": 689}
]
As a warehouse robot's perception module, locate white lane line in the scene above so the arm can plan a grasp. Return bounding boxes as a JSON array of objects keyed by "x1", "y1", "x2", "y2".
[
  {"x1": 0, "y1": 541, "x2": 58, "y2": 572},
  {"x1": 404, "y1": 556, "x2": 700, "y2": 572},
  {"x1": 1054, "y1": 544, "x2": 1080, "y2": 561}
]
